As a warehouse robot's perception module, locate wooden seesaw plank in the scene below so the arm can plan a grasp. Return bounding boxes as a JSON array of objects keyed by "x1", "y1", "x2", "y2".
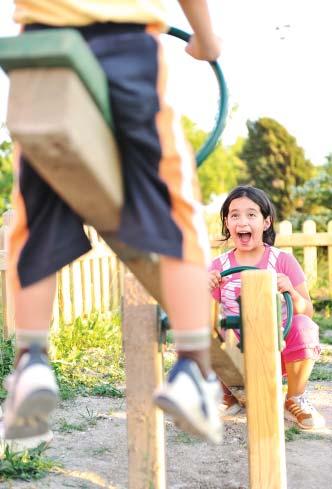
[{"x1": 7, "y1": 67, "x2": 123, "y2": 232}]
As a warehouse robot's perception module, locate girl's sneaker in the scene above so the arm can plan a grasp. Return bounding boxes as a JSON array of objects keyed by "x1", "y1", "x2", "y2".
[
  {"x1": 284, "y1": 392, "x2": 326, "y2": 430},
  {"x1": 222, "y1": 394, "x2": 242, "y2": 416}
]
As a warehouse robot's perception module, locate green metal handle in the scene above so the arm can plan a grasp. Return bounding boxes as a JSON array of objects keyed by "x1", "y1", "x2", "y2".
[
  {"x1": 167, "y1": 27, "x2": 228, "y2": 167},
  {"x1": 220, "y1": 266, "x2": 293, "y2": 339}
]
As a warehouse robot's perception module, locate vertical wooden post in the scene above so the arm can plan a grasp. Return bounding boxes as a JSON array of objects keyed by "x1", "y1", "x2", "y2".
[
  {"x1": 328, "y1": 221, "x2": 332, "y2": 298},
  {"x1": 303, "y1": 220, "x2": 317, "y2": 289},
  {"x1": 241, "y1": 270, "x2": 287, "y2": 489},
  {"x1": 59, "y1": 265, "x2": 73, "y2": 324},
  {"x1": 278, "y1": 220, "x2": 293, "y2": 254},
  {"x1": 122, "y1": 271, "x2": 166, "y2": 489},
  {"x1": 1, "y1": 211, "x2": 15, "y2": 337}
]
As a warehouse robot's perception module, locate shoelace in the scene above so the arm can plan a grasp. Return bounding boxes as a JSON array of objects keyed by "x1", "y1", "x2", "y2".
[{"x1": 296, "y1": 394, "x2": 314, "y2": 414}]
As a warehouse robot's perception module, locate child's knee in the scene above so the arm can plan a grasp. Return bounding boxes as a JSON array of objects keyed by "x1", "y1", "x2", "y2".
[{"x1": 287, "y1": 314, "x2": 319, "y2": 345}]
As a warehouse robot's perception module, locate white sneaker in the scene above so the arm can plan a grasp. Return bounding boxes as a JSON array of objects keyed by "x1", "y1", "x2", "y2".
[
  {"x1": 3, "y1": 344, "x2": 59, "y2": 439},
  {"x1": 153, "y1": 358, "x2": 223, "y2": 444},
  {"x1": 284, "y1": 392, "x2": 326, "y2": 430}
]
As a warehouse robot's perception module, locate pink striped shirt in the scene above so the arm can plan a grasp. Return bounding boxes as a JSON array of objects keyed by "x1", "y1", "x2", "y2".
[{"x1": 209, "y1": 244, "x2": 305, "y2": 320}]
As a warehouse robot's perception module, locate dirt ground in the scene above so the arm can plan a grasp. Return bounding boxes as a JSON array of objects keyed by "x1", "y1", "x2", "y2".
[{"x1": 1, "y1": 375, "x2": 331, "y2": 489}]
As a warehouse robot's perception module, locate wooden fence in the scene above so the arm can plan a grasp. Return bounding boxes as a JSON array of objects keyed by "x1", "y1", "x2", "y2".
[
  {"x1": 1, "y1": 210, "x2": 332, "y2": 338},
  {"x1": 0, "y1": 211, "x2": 124, "y2": 338}
]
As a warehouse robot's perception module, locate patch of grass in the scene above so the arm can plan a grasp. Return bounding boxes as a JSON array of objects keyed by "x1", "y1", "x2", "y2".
[
  {"x1": 79, "y1": 407, "x2": 99, "y2": 427},
  {"x1": 0, "y1": 443, "x2": 61, "y2": 482},
  {"x1": 91, "y1": 446, "x2": 112, "y2": 456},
  {"x1": 0, "y1": 334, "x2": 15, "y2": 401},
  {"x1": 51, "y1": 311, "x2": 124, "y2": 398},
  {"x1": 90, "y1": 383, "x2": 123, "y2": 398},
  {"x1": 284, "y1": 425, "x2": 325, "y2": 442},
  {"x1": 174, "y1": 432, "x2": 198, "y2": 444},
  {"x1": 310, "y1": 362, "x2": 332, "y2": 381},
  {"x1": 285, "y1": 426, "x2": 301, "y2": 441},
  {"x1": 57, "y1": 419, "x2": 86, "y2": 433}
]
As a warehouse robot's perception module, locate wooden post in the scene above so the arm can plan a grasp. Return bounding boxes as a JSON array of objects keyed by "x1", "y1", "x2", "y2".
[
  {"x1": 328, "y1": 221, "x2": 332, "y2": 298},
  {"x1": 278, "y1": 220, "x2": 293, "y2": 254},
  {"x1": 59, "y1": 265, "x2": 73, "y2": 324},
  {"x1": 241, "y1": 270, "x2": 287, "y2": 489},
  {"x1": 303, "y1": 220, "x2": 317, "y2": 289},
  {"x1": 122, "y1": 272, "x2": 166, "y2": 489},
  {"x1": 1, "y1": 211, "x2": 15, "y2": 337}
]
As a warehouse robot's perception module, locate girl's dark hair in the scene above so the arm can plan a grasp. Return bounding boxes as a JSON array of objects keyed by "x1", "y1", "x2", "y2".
[{"x1": 220, "y1": 185, "x2": 277, "y2": 245}]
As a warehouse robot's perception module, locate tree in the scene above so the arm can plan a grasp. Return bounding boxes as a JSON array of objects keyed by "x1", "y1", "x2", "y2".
[
  {"x1": 182, "y1": 116, "x2": 247, "y2": 203},
  {"x1": 0, "y1": 138, "x2": 13, "y2": 221},
  {"x1": 239, "y1": 117, "x2": 314, "y2": 219},
  {"x1": 291, "y1": 155, "x2": 332, "y2": 230}
]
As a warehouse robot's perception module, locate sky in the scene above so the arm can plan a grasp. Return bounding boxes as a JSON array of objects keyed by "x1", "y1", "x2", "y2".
[{"x1": 1, "y1": 0, "x2": 332, "y2": 165}]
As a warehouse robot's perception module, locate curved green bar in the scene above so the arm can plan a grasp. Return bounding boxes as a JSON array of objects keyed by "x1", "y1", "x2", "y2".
[
  {"x1": 167, "y1": 27, "x2": 228, "y2": 167},
  {"x1": 220, "y1": 266, "x2": 293, "y2": 339}
]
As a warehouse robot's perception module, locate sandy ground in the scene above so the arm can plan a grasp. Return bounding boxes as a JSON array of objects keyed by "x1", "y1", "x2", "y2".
[{"x1": 1, "y1": 378, "x2": 331, "y2": 489}]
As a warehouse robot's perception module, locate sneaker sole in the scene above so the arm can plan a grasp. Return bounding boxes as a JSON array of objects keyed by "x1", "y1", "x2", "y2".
[
  {"x1": 4, "y1": 389, "x2": 58, "y2": 439},
  {"x1": 223, "y1": 403, "x2": 242, "y2": 416},
  {"x1": 0, "y1": 428, "x2": 54, "y2": 455},
  {"x1": 154, "y1": 395, "x2": 222, "y2": 444},
  {"x1": 284, "y1": 410, "x2": 323, "y2": 430}
]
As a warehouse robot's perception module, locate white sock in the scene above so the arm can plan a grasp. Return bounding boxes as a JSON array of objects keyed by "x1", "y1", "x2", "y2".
[
  {"x1": 173, "y1": 327, "x2": 211, "y2": 352},
  {"x1": 16, "y1": 329, "x2": 49, "y2": 350}
]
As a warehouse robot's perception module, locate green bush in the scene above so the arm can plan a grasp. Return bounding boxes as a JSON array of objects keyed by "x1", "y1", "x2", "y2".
[{"x1": 51, "y1": 311, "x2": 125, "y2": 396}]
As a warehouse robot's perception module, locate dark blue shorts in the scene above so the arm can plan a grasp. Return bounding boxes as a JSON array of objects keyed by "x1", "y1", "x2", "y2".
[{"x1": 9, "y1": 22, "x2": 210, "y2": 288}]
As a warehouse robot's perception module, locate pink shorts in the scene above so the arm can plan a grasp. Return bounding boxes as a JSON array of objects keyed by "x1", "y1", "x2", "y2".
[{"x1": 281, "y1": 314, "x2": 321, "y2": 375}]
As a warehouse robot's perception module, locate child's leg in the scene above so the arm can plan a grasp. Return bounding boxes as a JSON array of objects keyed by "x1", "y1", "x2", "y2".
[
  {"x1": 282, "y1": 314, "x2": 321, "y2": 397},
  {"x1": 3, "y1": 153, "x2": 91, "y2": 439},
  {"x1": 285, "y1": 358, "x2": 315, "y2": 398},
  {"x1": 154, "y1": 257, "x2": 223, "y2": 444},
  {"x1": 160, "y1": 257, "x2": 211, "y2": 377},
  {"x1": 13, "y1": 275, "x2": 56, "y2": 362},
  {"x1": 282, "y1": 314, "x2": 325, "y2": 429}
]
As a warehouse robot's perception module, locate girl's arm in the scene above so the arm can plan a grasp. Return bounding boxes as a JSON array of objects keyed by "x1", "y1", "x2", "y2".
[{"x1": 277, "y1": 274, "x2": 314, "y2": 318}]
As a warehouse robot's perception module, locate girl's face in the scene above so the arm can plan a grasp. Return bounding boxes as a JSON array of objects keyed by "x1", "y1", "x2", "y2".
[{"x1": 225, "y1": 196, "x2": 271, "y2": 251}]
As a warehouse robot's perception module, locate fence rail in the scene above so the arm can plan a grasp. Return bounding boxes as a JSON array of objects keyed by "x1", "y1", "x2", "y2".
[{"x1": 1, "y1": 211, "x2": 332, "y2": 338}]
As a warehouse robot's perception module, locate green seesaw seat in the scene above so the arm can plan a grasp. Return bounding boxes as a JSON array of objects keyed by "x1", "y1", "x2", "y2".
[{"x1": 0, "y1": 29, "x2": 122, "y2": 232}]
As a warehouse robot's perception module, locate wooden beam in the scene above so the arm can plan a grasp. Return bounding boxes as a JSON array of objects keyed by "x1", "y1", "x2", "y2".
[{"x1": 241, "y1": 270, "x2": 287, "y2": 489}]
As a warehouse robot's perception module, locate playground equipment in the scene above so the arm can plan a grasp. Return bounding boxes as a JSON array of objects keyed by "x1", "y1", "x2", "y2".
[
  {"x1": 211, "y1": 265, "x2": 293, "y2": 403},
  {"x1": 0, "y1": 28, "x2": 288, "y2": 489}
]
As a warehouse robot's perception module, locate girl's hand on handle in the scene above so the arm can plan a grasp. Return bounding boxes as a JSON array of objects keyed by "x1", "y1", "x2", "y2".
[
  {"x1": 277, "y1": 273, "x2": 295, "y2": 295},
  {"x1": 209, "y1": 269, "x2": 222, "y2": 291}
]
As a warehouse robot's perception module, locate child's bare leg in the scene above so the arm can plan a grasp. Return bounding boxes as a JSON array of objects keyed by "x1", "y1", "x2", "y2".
[
  {"x1": 159, "y1": 256, "x2": 212, "y2": 378},
  {"x1": 285, "y1": 358, "x2": 315, "y2": 398},
  {"x1": 284, "y1": 358, "x2": 325, "y2": 429},
  {"x1": 14, "y1": 274, "x2": 56, "y2": 361}
]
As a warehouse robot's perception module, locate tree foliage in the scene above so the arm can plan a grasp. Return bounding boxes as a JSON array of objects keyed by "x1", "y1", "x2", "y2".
[
  {"x1": 291, "y1": 154, "x2": 332, "y2": 230},
  {"x1": 0, "y1": 138, "x2": 13, "y2": 221},
  {"x1": 181, "y1": 116, "x2": 247, "y2": 203},
  {"x1": 239, "y1": 117, "x2": 314, "y2": 219}
]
